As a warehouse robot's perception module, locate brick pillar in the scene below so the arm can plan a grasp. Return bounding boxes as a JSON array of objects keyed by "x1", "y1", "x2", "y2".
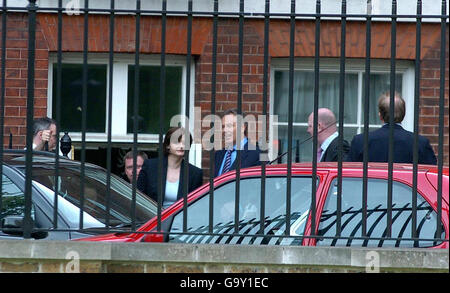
[
  {"x1": 196, "y1": 19, "x2": 269, "y2": 181},
  {"x1": 419, "y1": 24, "x2": 449, "y2": 165},
  {"x1": 0, "y1": 13, "x2": 49, "y2": 149}
]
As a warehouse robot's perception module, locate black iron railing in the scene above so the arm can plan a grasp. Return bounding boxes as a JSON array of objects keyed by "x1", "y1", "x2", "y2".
[{"x1": 0, "y1": 0, "x2": 448, "y2": 248}]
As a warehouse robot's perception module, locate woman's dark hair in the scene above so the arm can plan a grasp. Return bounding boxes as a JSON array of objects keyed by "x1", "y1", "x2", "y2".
[{"x1": 163, "y1": 127, "x2": 193, "y2": 156}]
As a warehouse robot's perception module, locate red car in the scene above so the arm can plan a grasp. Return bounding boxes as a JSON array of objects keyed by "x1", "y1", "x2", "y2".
[{"x1": 78, "y1": 163, "x2": 449, "y2": 248}]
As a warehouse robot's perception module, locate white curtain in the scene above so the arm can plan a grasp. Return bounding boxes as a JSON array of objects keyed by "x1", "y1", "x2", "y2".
[
  {"x1": 364, "y1": 73, "x2": 402, "y2": 125},
  {"x1": 274, "y1": 71, "x2": 359, "y2": 124},
  {"x1": 273, "y1": 70, "x2": 402, "y2": 162}
]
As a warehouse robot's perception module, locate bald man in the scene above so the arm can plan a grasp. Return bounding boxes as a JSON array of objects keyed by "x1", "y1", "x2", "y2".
[{"x1": 307, "y1": 108, "x2": 350, "y2": 162}]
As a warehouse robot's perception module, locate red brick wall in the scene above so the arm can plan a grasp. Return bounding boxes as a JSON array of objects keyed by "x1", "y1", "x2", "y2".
[
  {"x1": 195, "y1": 19, "x2": 269, "y2": 179},
  {"x1": 265, "y1": 21, "x2": 442, "y2": 59},
  {"x1": 38, "y1": 14, "x2": 212, "y2": 54},
  {"x1": 1, "y1": 13, "x2": 448, "y2": 168},
  {"x1": 419, "y1": 27, "x2": 449, "y2": 165},
  {"x1": 0, "y1": 13, "x2": 49, "y2": 147}
]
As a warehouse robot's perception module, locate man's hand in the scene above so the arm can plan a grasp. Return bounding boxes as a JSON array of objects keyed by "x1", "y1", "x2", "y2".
[
  {"x1": 41, "y1": 129, "x2": 51, "y2": 142},
  {"x1": 33, "y1": 129, "x2": 51, "y2": 151}
]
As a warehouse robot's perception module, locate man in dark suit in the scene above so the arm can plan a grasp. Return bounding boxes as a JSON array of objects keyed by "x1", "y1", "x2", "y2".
[
  {"x1": 307, "y1": 108, "x2": 350, "y2": 162},
  {"x1": 347, "y1": 92, "x2": 437, "y2": 164},
  {"x1": 214, "y1": 109, "x2": 261, "y2": 177}
]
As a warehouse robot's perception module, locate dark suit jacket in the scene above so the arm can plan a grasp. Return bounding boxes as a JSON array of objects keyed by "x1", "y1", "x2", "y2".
[
  {"x1": 137, "y1": 156, "x2": 203, "y2": 203},
  {"x1": 347, "y1": 124, "x2": 437, "y2": 164},
  {"x1": 214, "y1": 141, "x2": 261, "y2": 177},
  {"x1": 320, "y1": 136, "x2": 350, "y2": 162}
]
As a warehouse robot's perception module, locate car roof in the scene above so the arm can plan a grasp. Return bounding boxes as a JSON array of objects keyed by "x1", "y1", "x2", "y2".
[
  {"x1": 1, "y1": 150, "x2": 102, "y2": 170},
  {"x1": 236, "y1": 162, "x2": 449, "y2": 176}
]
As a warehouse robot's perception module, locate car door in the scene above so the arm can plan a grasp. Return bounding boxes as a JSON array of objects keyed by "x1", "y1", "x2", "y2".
[
  {"x1": 166, "y1": 174, "x2": 318, "y2": 246},
  {"x1": 0, "y1": 171, "x2": 32, "y2": 240},
  {"x1": 315, "y1": 175, "x2": 447, "y2": 248},
  {"x1": 0, "y1": 167, "x2": 71, "y2": 240}
]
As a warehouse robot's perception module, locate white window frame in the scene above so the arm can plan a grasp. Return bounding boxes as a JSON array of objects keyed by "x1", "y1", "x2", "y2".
[
  {"x1": 269, "y1": 58, "x2": 415, "y2": 151},
  {"x1": 47, "y1": 53, "x2": 196, "y2": 144}
]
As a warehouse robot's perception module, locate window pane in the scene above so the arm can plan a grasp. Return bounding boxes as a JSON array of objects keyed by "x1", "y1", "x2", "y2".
[
  {"x1": 1, "y1": 174, "x2": 26, "y2": 218},
  {"x1": 127, "y1": 66, "x2": 182, "y2": 134},
  {"x1": 362, "y1": 73, "x2": 402, "y2": 125},
  {"x1": 274, "y1": 71, "x2": 358, "y2": 124},
  {"x1": 276, "y1": 125, "x2": 357, "y2": 162},
  {"x1": 28, "y1": 166, "x2": 157, "y2": 229},
  {"x1": 1, "y1": 174, "x2": 35, "y2": 220},
  {"x1": 317, "y1": 177, "x2": 444, "y2": 248},
  {"x1": 168, "y1": 177, "x2": 313, "y2": 245},
  {"x1": 52, "y1": 64, "x2": 107, "y2": 132}
]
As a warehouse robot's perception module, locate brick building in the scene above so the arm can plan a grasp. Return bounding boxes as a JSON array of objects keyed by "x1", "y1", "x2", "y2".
[{"x1": 1, "y1": 0, "x2": 448, "y2": 179}]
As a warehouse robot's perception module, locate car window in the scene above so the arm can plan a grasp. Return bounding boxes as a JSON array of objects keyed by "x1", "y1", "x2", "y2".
[
  {"x1": 34, "y1": 181, "x2": 104, "y2": 229},
  {"x1": 27, "y1": 166, "x2": 157, "y2": 229},
  {"x1": 1, "y1": 174, "x2": 35, "y2": 221},
  {"x1": 317, "y1": 177, "x2": 445, "y2": 248},
  {"x1": 168, "y1": 176, "x2": 313, "y2": 245}
]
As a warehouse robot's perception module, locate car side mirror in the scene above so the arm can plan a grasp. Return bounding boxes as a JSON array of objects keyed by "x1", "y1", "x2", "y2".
[
  {"x1": 1, "y1": 215, "x2": 48, "y2": 239},
  {"x1": 2, "y1": 215, "x2": 25, "y2": 236}
]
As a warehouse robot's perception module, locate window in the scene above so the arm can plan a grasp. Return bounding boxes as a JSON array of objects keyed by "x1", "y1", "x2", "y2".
[
  {"x1": 47, "y1": 54, "x2": 200, "y2": 174},
  {"x1": 168, "y1": 176, "x2": 314, "y2": 245},
  {"x1": 317, "y1": 177, "x2": 445, "y2": 248},
  {"x1": 52, "y1": 64, "x2": 107, "y2": 133},
  {"x1": 127, "y1": 65, "x2": 182, "y2": 134},
  {"x1": 48, "y1": 54, "x2": 194, "y2": 143},
  {"x1": 271, "y1": 58, "x2": 414, "y2": 162},
  {"x1": 27, "y1": 165, "x2": 157, "y2": 229}
]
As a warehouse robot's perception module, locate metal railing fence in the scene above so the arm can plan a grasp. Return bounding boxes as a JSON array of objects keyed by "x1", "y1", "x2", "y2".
[{"x1": 0, "y1": 0, "x2": 448, "y2": 248}]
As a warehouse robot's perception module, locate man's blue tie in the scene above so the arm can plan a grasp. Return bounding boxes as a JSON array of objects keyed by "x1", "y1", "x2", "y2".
[{"x1": 222, "y1": 149, "x2": 233, "y2": 175}]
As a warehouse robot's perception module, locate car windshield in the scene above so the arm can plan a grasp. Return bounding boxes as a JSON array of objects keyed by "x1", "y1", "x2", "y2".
[
  {"x1": 18, "y1": 164, "x2": 157, "y2": 229},
  {"x1": 34, "y1": 181, "x2": 105, "y2": 229}
]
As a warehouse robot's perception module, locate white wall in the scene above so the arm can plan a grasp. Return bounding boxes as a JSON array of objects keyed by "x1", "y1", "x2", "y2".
[{"x1": 4, "y1": 0, "x2": 449, "y2": 22}]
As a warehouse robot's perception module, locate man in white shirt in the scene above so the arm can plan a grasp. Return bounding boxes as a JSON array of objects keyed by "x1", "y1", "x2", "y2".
[{"x1": 307, "y1": 108, "x2": 349, "y2": 162}]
